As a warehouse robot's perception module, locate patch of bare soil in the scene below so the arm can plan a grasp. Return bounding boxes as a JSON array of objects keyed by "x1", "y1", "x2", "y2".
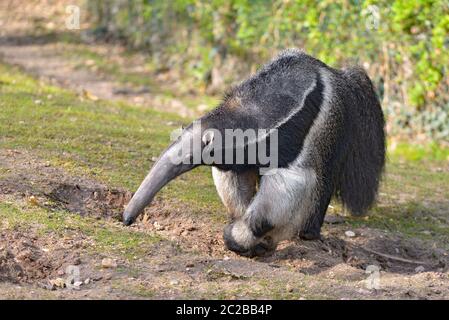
[
  {"x1": 0, "y1": 226, "x2": 158, "y2": 299},
  {"x1": 0, "y1": 229, "x2": 84, "y2": 284},
  {"x1": 268, "y1": 229, "x2": 447, "y2": 274},
  {"x1": 138, "y1": 200, "x2": 226, "y2": 257}
]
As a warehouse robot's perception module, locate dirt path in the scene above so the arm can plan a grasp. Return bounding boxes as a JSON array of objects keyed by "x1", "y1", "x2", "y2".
[{"x1": 0, "y1": 42, "x2": 199, "y2": 118}]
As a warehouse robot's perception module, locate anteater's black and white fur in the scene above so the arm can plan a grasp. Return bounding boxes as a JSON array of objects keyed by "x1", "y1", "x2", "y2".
[{"x1": 123, "y1": 49, "x2": 386, "y2": 257}]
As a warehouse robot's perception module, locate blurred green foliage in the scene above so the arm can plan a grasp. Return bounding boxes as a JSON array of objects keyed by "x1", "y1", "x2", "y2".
[{"x1": 87, "y1": 0, "x2": 449, "y2": 141}]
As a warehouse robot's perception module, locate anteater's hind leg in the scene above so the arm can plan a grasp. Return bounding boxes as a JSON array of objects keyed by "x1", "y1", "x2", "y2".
[
  {"x1": 212, "y1": 167, "x2": 258, "y2": 220},
  {"x1": 297, "y1": 183, "x2": 333, "y2": 240}
]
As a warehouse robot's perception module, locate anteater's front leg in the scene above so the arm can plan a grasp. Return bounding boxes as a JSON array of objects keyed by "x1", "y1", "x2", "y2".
[
  {"x1": 212, "y1": 167, "x2": 258, "y2": 220},
  {"x1": 223, "y1": 167, "x2": 319, "y2": 257}
]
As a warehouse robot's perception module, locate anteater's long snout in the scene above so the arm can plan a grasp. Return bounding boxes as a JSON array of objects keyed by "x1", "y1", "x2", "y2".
[{"x1": 123, "y1": 130, "x2": 198, "y2": 226}]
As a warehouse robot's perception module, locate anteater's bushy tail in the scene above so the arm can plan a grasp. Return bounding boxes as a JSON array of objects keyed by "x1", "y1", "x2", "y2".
[{"x1": 337, "y1": 67, "x2": 386, "y2": 216}]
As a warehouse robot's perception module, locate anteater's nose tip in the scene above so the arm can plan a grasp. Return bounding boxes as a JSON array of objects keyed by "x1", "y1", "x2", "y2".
[{"x1": 123, "y1": 216, "x2": 135, "y2": 226}]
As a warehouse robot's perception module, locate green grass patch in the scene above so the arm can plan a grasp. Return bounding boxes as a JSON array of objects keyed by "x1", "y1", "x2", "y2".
[
  {"x1": 347, "y1": 202, "x2": 449, "y2": 244},
  {"x1": 331, "y1": 159, "x2": 449, "y2": 244},
  {"x1": 388, "y1": 140, "x2": 449, "y2": 162},
  {"x1": 111, "y1": 281, "x2": 156, "y2": 298}
]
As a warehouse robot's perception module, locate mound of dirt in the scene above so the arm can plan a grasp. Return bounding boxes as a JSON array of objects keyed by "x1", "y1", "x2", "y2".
[{"x1": 47, "y1": 183, "x2": 132, "y2": 218}]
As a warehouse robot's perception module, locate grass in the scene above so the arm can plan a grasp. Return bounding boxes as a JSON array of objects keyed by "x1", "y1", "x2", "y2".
[
  {"x1": 333, "y1": 157, "x2": 449, "y2": 245},
  {"x1": 388, "y1": 140, "x2": 449, "y2": 162},
  {"x1": 111, "y1": 281, "x2": 156, "y2": 298},
  {"x1": 347, "y1": 202, "x2": 449, "y2": 243}
]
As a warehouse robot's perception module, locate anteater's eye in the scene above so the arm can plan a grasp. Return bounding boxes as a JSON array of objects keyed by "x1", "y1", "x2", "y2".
[{"x1": 202, "y1": 130, "x2": 215, "y2": 145}]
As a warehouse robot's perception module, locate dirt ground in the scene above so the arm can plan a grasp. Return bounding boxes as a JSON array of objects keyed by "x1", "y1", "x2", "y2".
[
  {"x1": 1, "y1": 150, "x2": 448, "y2": 299},
  {"x1": 0, "y1": 0, "x2": 448, "y2": 299}
]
